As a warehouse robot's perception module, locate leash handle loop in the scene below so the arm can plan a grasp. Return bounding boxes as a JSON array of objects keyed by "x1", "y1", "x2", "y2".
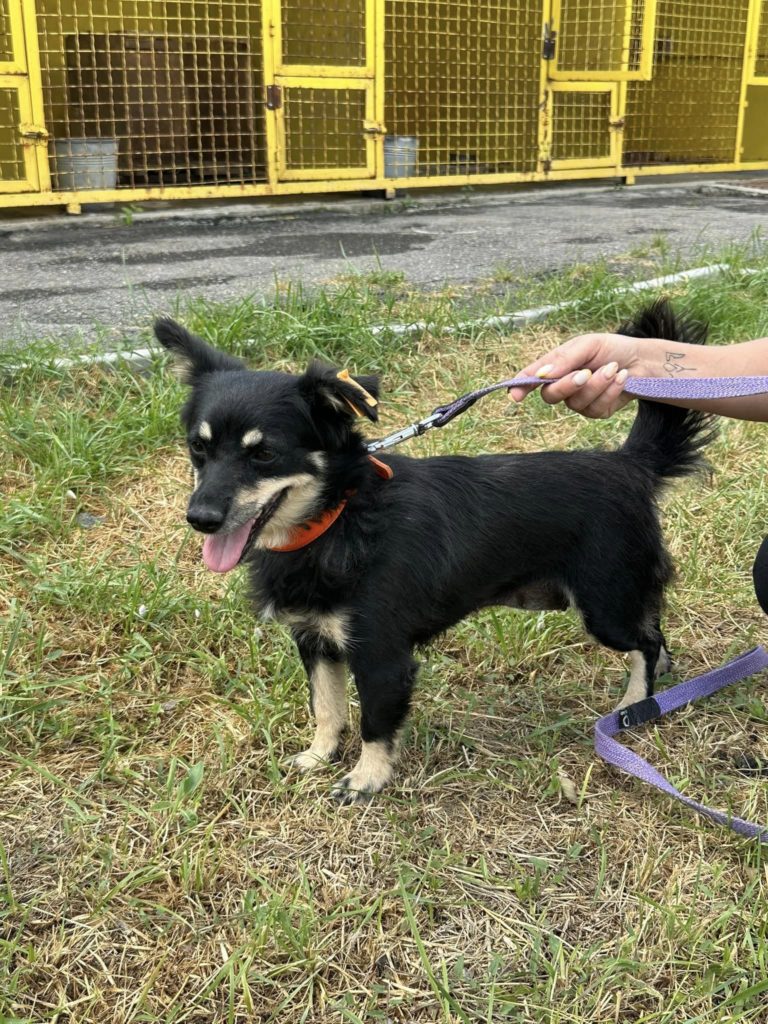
[{"x1": 595, "y1": 646, "x2": 768, "y2": 842}]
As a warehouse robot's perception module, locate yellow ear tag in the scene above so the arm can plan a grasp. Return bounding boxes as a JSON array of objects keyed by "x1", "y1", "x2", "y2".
[{"x1": 336, "y1": 369, "x2": 378, "y2": 417}]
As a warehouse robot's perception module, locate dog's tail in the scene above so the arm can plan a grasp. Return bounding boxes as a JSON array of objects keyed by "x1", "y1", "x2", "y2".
[{"x1": 620, "y1": 300, "x2": 717, "y2": 480}]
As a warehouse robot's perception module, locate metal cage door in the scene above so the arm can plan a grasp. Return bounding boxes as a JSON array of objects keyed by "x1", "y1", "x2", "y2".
[
  {"x1": 0, "y1": 0, "x2": 47, "y2": 192},
  {"x1": 540, "y1": 0, "x2": 658, "y2": 171},
  {"x1": 262, "y1": 0, "x2": 384, "y2": 183}
]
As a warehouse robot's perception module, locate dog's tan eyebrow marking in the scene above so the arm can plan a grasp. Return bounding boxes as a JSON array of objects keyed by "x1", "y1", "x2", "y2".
[
  {"x1": 241, "y1": 428, "x2": 263, "y2": 448},
  {"x1": 199, "y1": 421, "x2": 213, "y2": 441}
]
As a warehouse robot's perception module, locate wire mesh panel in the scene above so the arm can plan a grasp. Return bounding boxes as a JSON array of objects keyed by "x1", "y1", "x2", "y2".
[
  {"x1": 551, "y1": 89, "x2": 614, "y2": 163},
  {"x1": 33, "y1": 0, "x2": 268, "y2": 192},
  {"x1": 624, "y1": 0, "x2": 750, "y2": 165},
  {"x1": 755, "y1": 0, "x2": 768, "y2": 76},
  {"x1": 281, "y1": 0, "x2": 367, "y2": 66},
  {"x1": 557, "y1": 0, "x2": 643, "y2": 73},
  {"x1": 0, "y1": 0, "x2": 14, "y2": 63},
  {"x1": 282, "y1": 86, "x2": 368, "y2": 172},
  {"x1": 384, "y1": 0, "x2": 541, "y2": 178},
  {"x1": 0, "y1": 87, "x2": 25, "y2": 181}
]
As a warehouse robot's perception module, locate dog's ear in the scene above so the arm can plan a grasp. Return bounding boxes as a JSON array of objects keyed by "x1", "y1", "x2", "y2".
[
  {"x1": 299, "y1": 361, "x2": 380, "y2": 423},
  {"x1": 154, "y1": 318, "x2": 245, "y2": 385}
]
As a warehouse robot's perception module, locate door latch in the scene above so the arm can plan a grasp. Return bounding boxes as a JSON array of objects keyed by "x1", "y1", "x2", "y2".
[
  {"x1": 542, "y1": 23, "x2": 557, "y2": 60},
  {"x1": 265, "y1": 85, "x2": 282, "y2": 111},
  {"x1": 19, "y1": 123, "x2": 49, "y2": 142}
]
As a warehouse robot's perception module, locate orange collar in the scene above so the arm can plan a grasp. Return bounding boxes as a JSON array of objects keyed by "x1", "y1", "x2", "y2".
[{"x1": 267, "y1": 455, "x2": 392, "y2": 553}]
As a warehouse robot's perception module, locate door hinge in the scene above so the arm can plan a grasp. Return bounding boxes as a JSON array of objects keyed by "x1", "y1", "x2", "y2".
[
  {"x1": 542, "y1": 23, "x2": 557, "y2": 60},
  {"x1": 609, "y1": 117, "x2": 626, "y2": 131},
  {"x1": 265, "y1": 85, "x2": 282, "y2": 111}
]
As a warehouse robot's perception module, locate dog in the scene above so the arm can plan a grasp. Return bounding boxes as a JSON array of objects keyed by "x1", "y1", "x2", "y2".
[{"x1": 155, "y1": 301, "x2": 714, "y2": 803}]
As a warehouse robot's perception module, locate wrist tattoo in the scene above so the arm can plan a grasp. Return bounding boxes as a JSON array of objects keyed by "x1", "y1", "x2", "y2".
[{"x1": 663, "y1": 351, "x2": 697, "y2": 376}]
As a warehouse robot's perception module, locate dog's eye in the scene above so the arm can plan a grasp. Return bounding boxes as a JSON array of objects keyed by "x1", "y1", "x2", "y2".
[
  {"x1": 189, "y1": 439, "x2": 206, "y2": 458},
  {"x1": 250, "y1": 447, "x2": 275, "y2": 464}
]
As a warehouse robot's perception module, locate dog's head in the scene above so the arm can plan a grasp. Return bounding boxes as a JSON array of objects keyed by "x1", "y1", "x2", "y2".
[{"x1": 155, "y1": 318, "x2": 379, "y2": 571}]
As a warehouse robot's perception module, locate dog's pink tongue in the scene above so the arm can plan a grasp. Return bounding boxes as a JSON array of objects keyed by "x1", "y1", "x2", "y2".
[{"x1": 202, "y1": 520, "x2": 255, "y2": 573}]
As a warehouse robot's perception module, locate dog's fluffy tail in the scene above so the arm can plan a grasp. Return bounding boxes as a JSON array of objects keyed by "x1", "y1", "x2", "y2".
[{"x1": 620, "y1": 300, "x2": 717, "y2": 480}]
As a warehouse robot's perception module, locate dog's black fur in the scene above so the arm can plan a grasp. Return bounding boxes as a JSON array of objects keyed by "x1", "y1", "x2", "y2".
[{"x1": 156, "y1": 301, "x2": 715, "y2": 802}]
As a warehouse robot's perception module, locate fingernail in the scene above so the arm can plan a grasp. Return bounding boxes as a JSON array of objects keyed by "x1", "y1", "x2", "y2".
[
  {"x1": 573, "y1": 369, "x2": 592, "y2": 386},
  {"x1": 536, "y1": 364, "x2": 554, "y2": 379},
  {"x1": 616, "y1": 369, "x2": 629, "y2": 385},
  {"x1": 603, "y1": 361, "x2": 619, "y2": 379}
]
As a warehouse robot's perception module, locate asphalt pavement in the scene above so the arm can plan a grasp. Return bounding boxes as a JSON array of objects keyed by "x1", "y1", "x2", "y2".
[{"x1": 1, "y1": 178, "x2": 766, "y2": 347}]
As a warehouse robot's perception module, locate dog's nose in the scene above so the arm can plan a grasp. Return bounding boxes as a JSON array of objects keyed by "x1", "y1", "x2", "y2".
[{"x1": 186, "y1": 505, "x2": 225, "y2": 533}]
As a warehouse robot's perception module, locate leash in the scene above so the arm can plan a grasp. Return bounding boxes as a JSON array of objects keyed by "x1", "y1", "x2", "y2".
[
  {"x1": 366, "y1": 374, "x2": 768, "y2": 452},
  {"x1": 367, "y1": 370, "x2": 768, "y2": 841}
]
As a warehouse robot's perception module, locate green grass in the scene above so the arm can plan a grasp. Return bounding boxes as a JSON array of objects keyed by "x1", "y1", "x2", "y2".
[{"x1": 3, "y1": 240, "x2": 768, "y2": 1022}]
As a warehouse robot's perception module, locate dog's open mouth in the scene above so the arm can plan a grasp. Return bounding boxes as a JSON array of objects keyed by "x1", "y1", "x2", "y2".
[{"x1": 201, "y1": 489, "x2": 288, "y2": 573}]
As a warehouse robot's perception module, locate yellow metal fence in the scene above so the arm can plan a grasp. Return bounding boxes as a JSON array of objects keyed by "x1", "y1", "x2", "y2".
[{"x1": 1, "y1": 0, "x2": 767, "y2": 211}]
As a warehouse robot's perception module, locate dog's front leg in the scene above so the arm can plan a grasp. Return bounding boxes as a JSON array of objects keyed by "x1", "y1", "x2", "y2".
[
  {"x1": 288, "y1": 634, "x2": 348, "y2": 771},
  {"x1": 332, "y1": 650, "x2": 417, "y2": 804}
]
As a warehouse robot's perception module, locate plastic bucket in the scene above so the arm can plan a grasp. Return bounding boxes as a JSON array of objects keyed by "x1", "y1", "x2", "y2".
[
  {"x1": 53, "y1": 138, "x2": 119, "y2": 190},
  {"x1": 384, "y1": 135, "x2": 419, "y2": 179}
]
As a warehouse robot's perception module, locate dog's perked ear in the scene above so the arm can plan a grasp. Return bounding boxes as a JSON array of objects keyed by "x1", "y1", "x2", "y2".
[
  {"x1": 299, "y1": 360, "x2": 380, "y2": 423},
  {"x1": 154, "y1": 318, "x2": 245, "y2": 385}
]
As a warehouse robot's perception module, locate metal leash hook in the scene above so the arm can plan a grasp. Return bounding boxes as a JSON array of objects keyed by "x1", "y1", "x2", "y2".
[{"x1": 365, "y1": 411, "x2": 443, "y2": 453}]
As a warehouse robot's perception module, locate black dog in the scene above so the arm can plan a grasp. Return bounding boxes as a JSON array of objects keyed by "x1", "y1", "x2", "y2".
[{"x1": 155, "y1": 302, "x2": 714, "y2": 803}]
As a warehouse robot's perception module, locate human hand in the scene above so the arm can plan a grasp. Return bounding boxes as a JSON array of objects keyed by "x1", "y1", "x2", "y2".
[{"x1": 507, "y1": 333, "x2": 644, "y2": 418}]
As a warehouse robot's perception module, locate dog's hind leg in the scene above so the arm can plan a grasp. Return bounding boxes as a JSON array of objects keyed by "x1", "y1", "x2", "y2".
[
  {"x1": 578, "y1": 595, "x2": 665, "y2": 710},
  {"x1": 288, "y1": 634, "x2": 348, "y2": 772},
  {"x1": 332, "y1": 648, "x2": 417, "y2": 804}
]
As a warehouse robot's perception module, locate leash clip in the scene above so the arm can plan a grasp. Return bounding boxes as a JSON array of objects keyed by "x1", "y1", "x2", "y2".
[
  {"x1": 366, "y1": 412, "x2": 442, "y2": 453},
  {"x1": 618, "y1": 696, "x2": 662, "y2": 730}
]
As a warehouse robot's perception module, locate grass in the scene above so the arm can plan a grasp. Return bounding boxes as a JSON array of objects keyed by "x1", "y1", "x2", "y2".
[{"x1": 3, "y1": 239, "x2": 768, "y2": 1022}]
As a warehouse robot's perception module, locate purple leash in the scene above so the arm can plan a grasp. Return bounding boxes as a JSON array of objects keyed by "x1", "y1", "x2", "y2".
[
  {"x1": 367, "y1": 371, "x2": 768, "y2": 841},
  {"x1": 430, "y1": 374, "x2": 768, "y2": 427}
]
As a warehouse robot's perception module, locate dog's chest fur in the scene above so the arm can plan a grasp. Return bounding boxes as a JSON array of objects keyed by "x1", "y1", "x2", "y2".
[{"x1": 248, "y1": 551, "x2": 356, "y2": 650}]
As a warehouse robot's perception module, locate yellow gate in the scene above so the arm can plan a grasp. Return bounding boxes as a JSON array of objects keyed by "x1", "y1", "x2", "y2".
[
  {"x1": 541, "y1": 0, "x2": 657, "y2": 172},
  {"x1": 0, "y1": 0, "x2": 47, "y2": 193},
  {"x1": 262, "y1": 0, "x2": 384, "y2": 182},
  {"x1": 0, "y1": 0, "x2": 767, "y2": 210}
]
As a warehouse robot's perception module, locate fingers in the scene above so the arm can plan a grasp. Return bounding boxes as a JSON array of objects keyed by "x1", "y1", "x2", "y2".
[
  {"x1": 508, "y1": 335, "x2": 606, "y2": 402},
  {"x1": 538, "y1": 363, "x2": 632, "y2": 419}
]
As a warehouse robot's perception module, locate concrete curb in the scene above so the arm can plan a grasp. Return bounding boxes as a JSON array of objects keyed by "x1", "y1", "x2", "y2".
[
  {"x1": 370, "y1": 263, "x2": 731, "y2": 337},
  {"x1": 3, "y1": 175, "x2": 765, "y2": 236}
]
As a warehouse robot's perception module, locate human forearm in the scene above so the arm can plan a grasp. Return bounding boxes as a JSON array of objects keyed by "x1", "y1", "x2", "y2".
[{"x1": 634, "y1": 337, "x2": 768, "y2": 421}]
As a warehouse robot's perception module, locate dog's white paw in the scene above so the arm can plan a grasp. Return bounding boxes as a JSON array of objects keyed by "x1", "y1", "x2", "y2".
[
  {"x1": 331, "y1": 741, "x2": 395, "y2": 804},
  {"x1": 287, "y1": 748, "x2": 336, "y2": 772}
]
